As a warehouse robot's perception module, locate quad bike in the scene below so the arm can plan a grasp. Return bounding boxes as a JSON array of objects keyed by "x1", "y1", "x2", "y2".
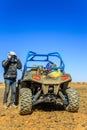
[{"x1": 18, "y1": 51, "x2": 79, "y2": 115}]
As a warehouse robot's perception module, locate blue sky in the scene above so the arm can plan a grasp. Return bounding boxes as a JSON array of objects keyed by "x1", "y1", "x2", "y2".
[{"x1": 0, "y1": 0, "x2": 87, "y2": 82}]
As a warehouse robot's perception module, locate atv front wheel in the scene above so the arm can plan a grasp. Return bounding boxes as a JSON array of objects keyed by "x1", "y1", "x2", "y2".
[
  {"x1": 64, "y1": 88, "x2": 79, "y2": 112},
  {"x1": 19, "y1": 88, "x2": 32, "y2": 115}
]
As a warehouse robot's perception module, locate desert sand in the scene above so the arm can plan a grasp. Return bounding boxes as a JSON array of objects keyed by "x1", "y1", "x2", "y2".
[{"x1": 0, "y1": 82, "x2": 87, "y2": 130}]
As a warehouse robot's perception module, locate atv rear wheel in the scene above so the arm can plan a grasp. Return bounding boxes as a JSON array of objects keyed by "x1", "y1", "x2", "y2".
[
  {"x1": 19, "y1": 88, "x2": 32, "y2": 115},
  {"x1": 64, "y1": 88, "x2": 79, "y2": 112}
]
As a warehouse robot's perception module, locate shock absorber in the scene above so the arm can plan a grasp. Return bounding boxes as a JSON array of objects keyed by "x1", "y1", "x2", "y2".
[
  {"x1": 58, "y1": 91, "x2": 68, "y2": 105},
  {"x1": 33, "y1": 90, "x2": 41, "y2": 102}
]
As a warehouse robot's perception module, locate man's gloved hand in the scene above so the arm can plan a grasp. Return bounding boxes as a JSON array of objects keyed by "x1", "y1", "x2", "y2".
[
  {"x1": 14, "y1": 55, "x2": 18, "y2": 62},
  {"x1": 8, "y1": 55, "x2": 12, "y2": 60},
  {"x1": 9, "y1": 55, "x2": 17, "y2": 62},
  {"x1": 15, "y1": 55, "x2": 17, "y2": 60},
  {"x1": 7, "y1": 55, "x2": 12, "y2": 62}
]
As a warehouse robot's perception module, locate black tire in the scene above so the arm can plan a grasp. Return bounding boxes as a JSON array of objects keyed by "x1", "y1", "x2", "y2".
[
  {"x1": 19, "y1": 88, "x2": 32, "y2": 115},
  {"x1": 64, "y1": 88, "x2": 79, "y2": 112}
]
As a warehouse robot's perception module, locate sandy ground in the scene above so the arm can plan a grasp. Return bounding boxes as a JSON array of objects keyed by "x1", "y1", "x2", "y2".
[{"x1": 0, "y1": 82, "x2": 87, "y2": 130}]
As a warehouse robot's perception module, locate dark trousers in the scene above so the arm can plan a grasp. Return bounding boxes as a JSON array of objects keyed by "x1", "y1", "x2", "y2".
[{"x1": 3, "y1": 79, "x2": 16, "y2": 104}]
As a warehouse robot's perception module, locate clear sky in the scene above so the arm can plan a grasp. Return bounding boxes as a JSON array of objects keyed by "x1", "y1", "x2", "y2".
[{"x1": 0, "y1": 0, "x2": 87, "y2": 82}]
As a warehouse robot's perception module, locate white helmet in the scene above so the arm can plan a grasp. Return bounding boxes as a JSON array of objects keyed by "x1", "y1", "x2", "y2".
[
  {"x1": 8, "y1": 51, "x2": 16, "y2": 56},
  {"x1": 7, "y1": 51, "x2": 16, "y2": 59}
]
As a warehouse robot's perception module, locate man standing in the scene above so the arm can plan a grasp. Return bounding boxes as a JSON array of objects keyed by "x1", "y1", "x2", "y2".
[{"x1": 2, "y1": 51, "x2": 22, "y2": 109}]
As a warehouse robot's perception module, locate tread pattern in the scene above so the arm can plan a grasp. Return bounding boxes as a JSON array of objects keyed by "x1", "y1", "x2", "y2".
[
  {"x1": 65, "y1": 88, "x2": 79, "y2": 112},
  {"x1": 19, "y1": 88, "x2": 32, "y2": 115}
]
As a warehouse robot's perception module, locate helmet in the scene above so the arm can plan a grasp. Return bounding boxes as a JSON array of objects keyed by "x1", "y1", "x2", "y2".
[
  {"x1": 8, "y1": 51, "x2": 16, "y2": 56},
  {"x1": 7, "y1": 51, "x2": 16, "y2": 59}
]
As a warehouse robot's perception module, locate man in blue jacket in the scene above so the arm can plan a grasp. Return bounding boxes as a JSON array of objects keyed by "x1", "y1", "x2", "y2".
[{"x1": 2, "y1": 51, "x2": 22, "y2": 109}]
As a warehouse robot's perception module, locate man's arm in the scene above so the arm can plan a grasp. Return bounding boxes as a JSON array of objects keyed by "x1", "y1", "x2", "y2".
[
  {"x1": 17, "y1": 59, "x2": 22, "y2": 69},
  {"x1": 2, "y1": 59, "x2": 10, "y2": 68}
]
